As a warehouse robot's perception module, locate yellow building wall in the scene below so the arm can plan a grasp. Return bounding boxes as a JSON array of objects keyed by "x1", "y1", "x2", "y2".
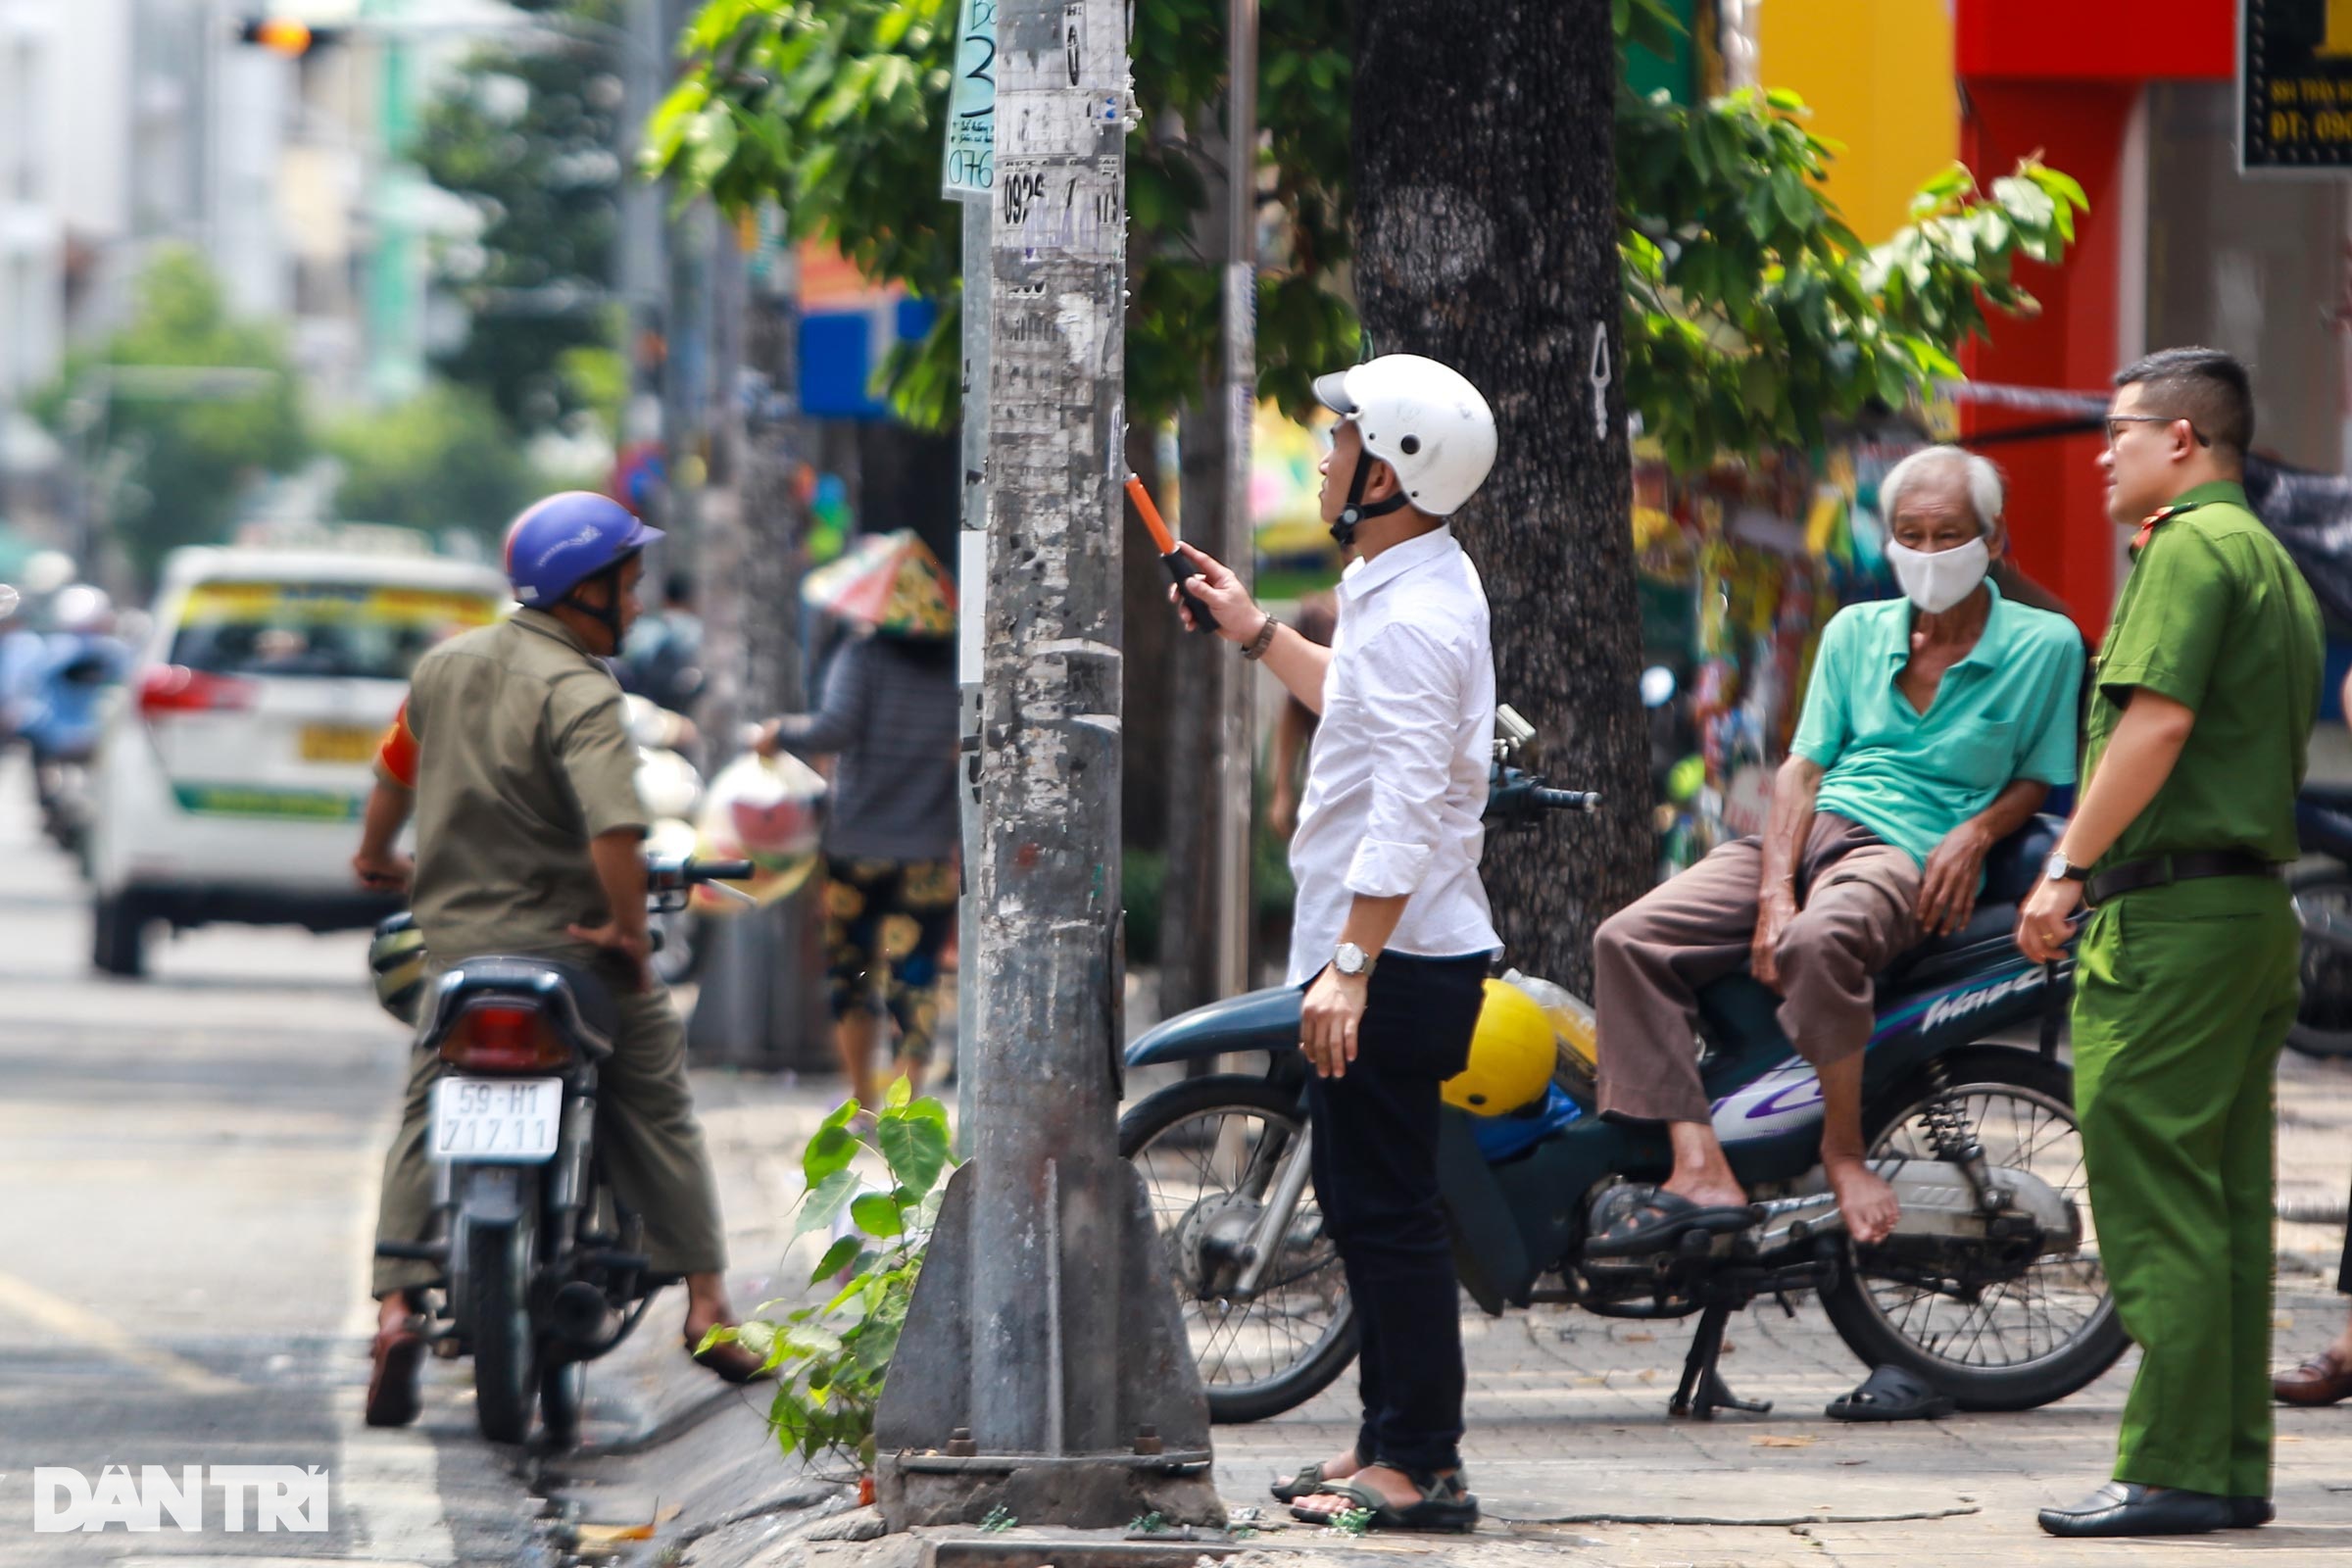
[{"x1": 1756, "y1": 0, "x2": 1960, "y2": 245}]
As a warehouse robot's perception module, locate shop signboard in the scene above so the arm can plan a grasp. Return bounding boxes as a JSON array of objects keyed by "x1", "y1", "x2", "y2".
[{"x1": 2242, "y1": 0, "x2": 2352, "y2": 173}]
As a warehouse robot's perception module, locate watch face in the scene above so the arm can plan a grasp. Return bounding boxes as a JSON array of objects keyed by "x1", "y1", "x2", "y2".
[{"x1": 1336, "y1": 944, "x2": 1365, "y2": 975}]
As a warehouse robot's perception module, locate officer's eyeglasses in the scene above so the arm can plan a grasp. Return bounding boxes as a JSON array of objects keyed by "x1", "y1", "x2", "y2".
[{"x1": 2104, "y1": 414, "x2": 2211, "y2": 450}]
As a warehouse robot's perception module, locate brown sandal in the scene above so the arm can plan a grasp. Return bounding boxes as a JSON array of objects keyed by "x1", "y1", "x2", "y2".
[
  {"x1": 685, "y1": 1333, "x2": 772, "y2": 1385},
  {"x1": 2274, "y1": 1348, "x2": 2352, "y2": 1406}
]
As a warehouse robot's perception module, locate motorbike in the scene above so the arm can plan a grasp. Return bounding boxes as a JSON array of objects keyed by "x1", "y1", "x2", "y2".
[
  {"x1": 1119, "y1": 718, "x2": 2124, "y2": 1424},
  {"x1": 2287, "y1": 784, "x2": 2352, "y2": 1059},
  {"x1": 23, "y1": 640, "x2": 123, "y2": 858},
  {"x1": 369, "y1": 854, "x2": 751, "y2": 1446}
]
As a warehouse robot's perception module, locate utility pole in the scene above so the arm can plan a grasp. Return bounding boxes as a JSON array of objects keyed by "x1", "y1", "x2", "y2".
[
  {"x1": 1214, "y1": 0, "x2": 1259, "y2": 997},
  {"x1": 943, "y1": 0, "x2": 996, "y2": 1153},
  {"x1": 873, "y1": 0, "x2": 1217, "y2": 1529}
]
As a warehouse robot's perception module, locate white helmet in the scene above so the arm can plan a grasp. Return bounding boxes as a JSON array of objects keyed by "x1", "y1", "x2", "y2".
[{"x1": 1313, "y1": 354, "x2": 1497, "y2": 518}]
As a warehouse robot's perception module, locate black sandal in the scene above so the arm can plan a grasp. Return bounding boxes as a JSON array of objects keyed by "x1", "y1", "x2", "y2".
[
  {"x1": 1288, "y1": 1471, "x2": 1479, "y2": 1534},
  {"x1": 1270, "y1": 1461, "x2": 1334, "y2": 1503},
  {"x1": 1826, "y1": 1364, "x2": 1955, "y2": 1422},
  {"x1": 1585, "y1": 1184, "x2": 1760, "y2": 1257}
]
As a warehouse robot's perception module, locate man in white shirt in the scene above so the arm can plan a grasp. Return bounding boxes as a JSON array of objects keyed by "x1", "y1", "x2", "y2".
[{"x1": 1170, "y1": 354, "x2": 1499, "y2": 1535}]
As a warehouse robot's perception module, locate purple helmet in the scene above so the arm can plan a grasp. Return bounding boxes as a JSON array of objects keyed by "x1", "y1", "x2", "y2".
[{"x1": 502, "y1": 492, "x2": 663, "y2": 608}]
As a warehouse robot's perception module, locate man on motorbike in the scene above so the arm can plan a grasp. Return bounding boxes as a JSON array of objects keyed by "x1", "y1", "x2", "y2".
[
  {"x1": 352, "y1": 492, "x2": 761, "y2": 1427},
  {"x1": 1165, "y1": 354, "x2": 1499, "y2": 1534},
  {"x1": 1589, "y1": 447, "x2": 2084, "y2": 1251}
]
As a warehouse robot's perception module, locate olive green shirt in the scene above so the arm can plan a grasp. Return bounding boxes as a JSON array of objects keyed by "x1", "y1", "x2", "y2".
[
  {"x1": 406, "y1": 610, "x2": 647, "y2": 960},
  {"x1": 2085, "y1": 480, "x2": 2325, "y2": 873}
]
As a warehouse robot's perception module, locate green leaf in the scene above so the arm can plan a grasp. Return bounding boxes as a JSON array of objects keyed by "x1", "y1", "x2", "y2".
[
  {"x1": 795, "y1": 1168, "x2": 862, "y2": 1239},
  {"x1": 803, "y1": 1122, "x2": 859, "y2": 1186},
  {"x1": 876, "y1": 1104, "x2": 952, "y2": 1200},
  {"x1": 809, "y1": 1235, "x2": 865, "y2": 1285},
  {"x1": 852, "y1": 1191, "x2": 906, "y2": 1239}
]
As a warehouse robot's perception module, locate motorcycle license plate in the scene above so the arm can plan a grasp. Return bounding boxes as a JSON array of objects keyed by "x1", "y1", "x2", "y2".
[{"x1": 429, "y1": 1077, "x2": 563, "y2": 1163}]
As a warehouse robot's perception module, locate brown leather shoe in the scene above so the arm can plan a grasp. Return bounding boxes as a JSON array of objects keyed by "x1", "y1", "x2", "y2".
[
  {"x1": 366, "y1": 1322, "x2": 428, "y2": 1427},
  {"x1": 2273, "y1": 1348, "x2": 2352, "y2": 1407}
]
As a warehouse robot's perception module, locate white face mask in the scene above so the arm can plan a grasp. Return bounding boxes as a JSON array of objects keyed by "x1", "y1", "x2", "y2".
[{"x1": 1885, "y1": 535, "x2": 1990, "y2": 614}]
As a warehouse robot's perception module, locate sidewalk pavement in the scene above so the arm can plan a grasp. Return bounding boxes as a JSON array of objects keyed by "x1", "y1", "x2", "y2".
[{"x1": 578, "y1": 1036, "x2": 2352, "y2": 1568}]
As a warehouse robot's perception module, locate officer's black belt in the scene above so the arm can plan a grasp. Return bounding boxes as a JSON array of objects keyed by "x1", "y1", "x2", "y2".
[{"x1": 2083, "y1": 850, "x2": 2280, "y2": 908}]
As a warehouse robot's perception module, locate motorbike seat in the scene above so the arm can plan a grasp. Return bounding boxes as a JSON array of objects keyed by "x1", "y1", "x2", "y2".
[
  {"x1": 1875, "y1": 813, "x2": 2062, "y2": 987},
  {"x1": 2304, "y1": 782, "x2": 2352, "y2": 814},
  {"x1": 426, "y1": 956, "x2": 621, "y2": 1058}
]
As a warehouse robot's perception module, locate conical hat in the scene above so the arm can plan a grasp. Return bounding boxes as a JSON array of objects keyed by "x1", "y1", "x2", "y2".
[{"x1": 800, "y1": 529, "x2": 956, "y2": 635}]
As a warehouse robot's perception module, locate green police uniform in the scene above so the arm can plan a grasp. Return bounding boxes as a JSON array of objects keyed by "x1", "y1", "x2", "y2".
[
  {"x1": 371, "y1": 610, "x2": 728, "y2": 1298},
  {"x1": 2073, "y1": 480, "x2": 2324, "y2": 1498}
]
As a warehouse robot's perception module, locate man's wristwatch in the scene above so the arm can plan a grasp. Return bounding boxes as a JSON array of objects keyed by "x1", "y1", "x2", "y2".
[
  {"x1": 1333, "y1": 942, "x2": 1375, "y2": 979},
  {"x1": 2043, "y1": 851, "x2": 2089, "y2": 884}
]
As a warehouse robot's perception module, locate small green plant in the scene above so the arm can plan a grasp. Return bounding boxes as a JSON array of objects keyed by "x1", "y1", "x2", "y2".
[
  {"x1": 979, "y1": 1506, "x2": 1017, "y2": 1533},
  {"x1": 1325, "y1": 1506, "x2": 1375, "y2": 1538},
  {"x1": 1128, "y1": 1512, "x2": 1168, "y2": 1535},
  {"x1": 696, "y1": 1080, "x2": 956, "y2": 1473}
]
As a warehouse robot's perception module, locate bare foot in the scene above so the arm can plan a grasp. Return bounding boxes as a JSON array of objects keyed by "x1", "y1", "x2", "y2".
[
  {"x1": 1294, "y1": 1463, "x2": 1451, "y2": 1520},
  {"x1": 1659, "y1": 1173, "x2": 1750, "y2": 1210},
  {"x1": 1827, "y1": 1159, "x2": 1900, "y2": 1246}
]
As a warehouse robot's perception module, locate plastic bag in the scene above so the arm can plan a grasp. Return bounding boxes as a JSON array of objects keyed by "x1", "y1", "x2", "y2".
[
  {"x1": 694, "y1": 751, "x2": 826, "y2": 910},
  {"x1": 1500, "y1": 967, "x2": 1598, "y2": 1110}
]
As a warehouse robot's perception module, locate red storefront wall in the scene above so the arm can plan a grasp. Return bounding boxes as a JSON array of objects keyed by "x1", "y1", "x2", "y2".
[{"x1": 1954, "y1": 1, "x2": 2231, "y2": 630}]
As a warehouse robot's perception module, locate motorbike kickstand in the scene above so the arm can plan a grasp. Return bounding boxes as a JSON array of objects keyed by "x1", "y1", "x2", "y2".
[{"x1": 1669, "y1": 1301, "x2": 1773, "y2": 1420}]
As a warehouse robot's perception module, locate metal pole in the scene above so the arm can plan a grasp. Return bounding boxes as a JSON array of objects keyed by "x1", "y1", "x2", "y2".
[
  {"x1": 954, "y1": 200, "x2": 989, "y2": 1155},
  {"x1": 1215, "y1": 0, "x2": 1259, "y2": 998},
  {"x1": 872, "y1": 0, "x2": 1215, "y2": 1527}
]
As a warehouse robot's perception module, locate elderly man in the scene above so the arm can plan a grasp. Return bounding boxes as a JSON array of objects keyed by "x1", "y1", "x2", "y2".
[{"x1": 1590, "y1": 446, "x2": 2084, "y2": 1253}]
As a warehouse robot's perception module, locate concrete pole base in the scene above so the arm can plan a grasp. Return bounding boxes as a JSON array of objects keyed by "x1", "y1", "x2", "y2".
[{"x1": 872, "y1": 1161, "x2": 1220, "y2": 1531}]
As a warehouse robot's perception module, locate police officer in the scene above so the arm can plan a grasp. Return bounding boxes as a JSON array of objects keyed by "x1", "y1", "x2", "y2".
[
  {"x1": 2019, "y1": 349, "x2": 2324, "y2": 1537},
  {"x1": 353, "y1": 493, "x2": 763, "y2": 1427}
]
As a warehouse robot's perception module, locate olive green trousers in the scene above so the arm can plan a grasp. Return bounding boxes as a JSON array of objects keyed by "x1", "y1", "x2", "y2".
[
  {"x1": 2071, "y1": 881, "x2": 2298, "y2": 1498},
  {"x1": 371, "y1": 974, "x2": 729, "y2": 1299}
]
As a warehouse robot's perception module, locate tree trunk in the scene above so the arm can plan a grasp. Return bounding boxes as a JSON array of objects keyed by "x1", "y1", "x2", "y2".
[
  {"x1": 1350, "y1": 0, "x2": 1647, "y2": 995},
  {"x1": 1159, "y1": 96, "x2": 1237, "y2": 1023}
]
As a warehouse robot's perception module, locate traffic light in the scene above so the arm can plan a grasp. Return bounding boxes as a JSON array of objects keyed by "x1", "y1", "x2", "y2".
[{"x1": 236, "y1": 18, "x2": 342, "y2": 56}]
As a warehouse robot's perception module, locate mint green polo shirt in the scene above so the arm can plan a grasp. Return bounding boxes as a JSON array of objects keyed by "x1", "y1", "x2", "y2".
[{"x1": 1790, "y1": 581, "x2": 2085, "y2": 867}]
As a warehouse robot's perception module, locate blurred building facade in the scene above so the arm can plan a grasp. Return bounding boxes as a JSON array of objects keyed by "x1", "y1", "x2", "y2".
[{"x1": 1763, "y1": 0, "x2": 2352, "y2": 635}]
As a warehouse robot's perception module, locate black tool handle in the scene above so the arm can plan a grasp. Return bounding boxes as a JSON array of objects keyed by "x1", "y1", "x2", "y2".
[{"x1": 1162, "y1": 552, "x2": 1218, "y2": 635}]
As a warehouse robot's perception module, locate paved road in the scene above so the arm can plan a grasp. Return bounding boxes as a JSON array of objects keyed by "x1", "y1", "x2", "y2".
[{"x1": 0, "y1": 757, "x2": 549, "y2": 1565}]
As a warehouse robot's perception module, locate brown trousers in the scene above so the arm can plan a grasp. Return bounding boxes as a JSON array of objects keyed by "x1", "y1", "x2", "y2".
[
  {"x1": 1594, "y1": 813, "x2": 1923, "y2": 1125},
  {"x1": 371, "y1": 972, "x2": 729, "y2": 1298}
]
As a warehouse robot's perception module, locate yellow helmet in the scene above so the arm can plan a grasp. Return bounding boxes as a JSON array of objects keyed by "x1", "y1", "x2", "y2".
[
  {"x1": 1442, "y1": 979, "x2": 1557, "y2": 1116},
  {"x1": 368, "y1": 912, "x2": 428, "y2": 1025}
]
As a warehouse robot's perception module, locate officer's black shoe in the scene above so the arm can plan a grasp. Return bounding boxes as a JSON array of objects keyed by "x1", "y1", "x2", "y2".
[
  {"x1": 2035, "y1": 1482, "x2": 2233, "y2": 1538},
  {"x1": 2229, "y1": 1495, "x2": 2275, "y2": 1529}
]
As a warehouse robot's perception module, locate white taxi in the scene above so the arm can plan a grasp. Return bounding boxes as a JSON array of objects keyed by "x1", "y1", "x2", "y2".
[{"x1": 88, "y1": 547, "x2": 511, "y2": 976}]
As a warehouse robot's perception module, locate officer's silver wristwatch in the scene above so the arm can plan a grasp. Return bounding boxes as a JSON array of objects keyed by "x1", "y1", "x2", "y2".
[
  {"x1": 2043, "y1": 851, "x2": 2089, "y2": 884},
  {"x1": 1334, "y1": 942, "x2": 1375, "y2": 978}
]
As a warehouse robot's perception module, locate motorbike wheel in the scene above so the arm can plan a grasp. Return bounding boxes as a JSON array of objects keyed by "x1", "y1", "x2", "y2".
[
  {"x1": 1818, "y1": 1047, "x2": 2128, "y2": 1412},
  {"x1": 1117, "y1": 1074, "x2": 1357, "y2": 1424},
  {"x1": 465, "y1": 1204, "x2": 540, "y2": 1445},
  {"x1": 651, "y1": 908, "x2": 703, "y2": 988},
  {"x1": 539, "y1": 1359, "x2": 586, "y2": 1449},
  {"x1": 2286, "y1": 866, "x2": 2352, "y2": 1059}
]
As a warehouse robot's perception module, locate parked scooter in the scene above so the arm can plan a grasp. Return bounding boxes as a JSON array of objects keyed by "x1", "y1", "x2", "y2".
[
  {"x1": 1119, "y1": 717, "x2": 2123, "y2": 1424},
  {"x1": 367, "y1": 854, "x2": 751, "y2": 1446},
  {"x1": 2287, "y1": 784, "x2": 2352, "y2": 1059}
]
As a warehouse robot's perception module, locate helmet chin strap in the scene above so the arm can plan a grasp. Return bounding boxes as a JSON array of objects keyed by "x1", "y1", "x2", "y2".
[
  {"x1": 1330, "y1": 446, "x2": 1407, "y2": 551},
  {"x1": 565, "y1": 564, "x2": 629, "y2": 654}
]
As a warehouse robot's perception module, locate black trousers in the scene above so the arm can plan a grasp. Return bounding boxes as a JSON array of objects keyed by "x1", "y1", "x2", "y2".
[{"x1": 1304, "y1": 950, "x2": 1490, "y2": 1477}]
